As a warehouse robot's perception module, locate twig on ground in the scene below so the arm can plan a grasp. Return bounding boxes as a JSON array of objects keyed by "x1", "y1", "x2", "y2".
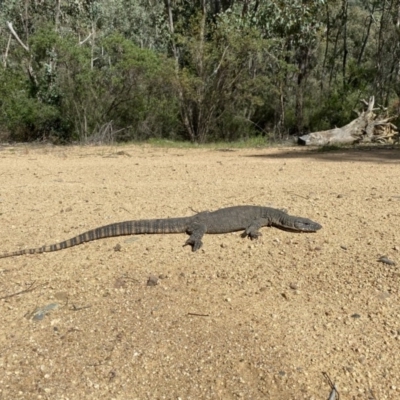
[
  {"x1": 71, "y1": 304, "x2": 92, "y2": 311},
  {"x1": 0, "y1": 281, "x2": 42, "y2": 300},
  {"x1": 287, "y1": 191, "x2": 309, "y2": 200},
  {"x1": 323, "y1": 372, "x2": 339, "y2": 400},
  {"x1": 188, "y1": 312, "x2": 210, "y2": 317}
]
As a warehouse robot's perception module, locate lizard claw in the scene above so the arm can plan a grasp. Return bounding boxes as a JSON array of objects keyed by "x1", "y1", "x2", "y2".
[
  {"x1": 249, "y1": 232, "x2": 262, "y2": 240},
  {"x1": 183, "y1": 238, "x2": 203, "y2": 252},
  {"x1": 241, "y1": 230, "x2": 262, "y2": 240}
]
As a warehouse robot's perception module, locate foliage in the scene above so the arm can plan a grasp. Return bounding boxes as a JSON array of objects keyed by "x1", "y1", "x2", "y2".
[
  {"x1": 172, "y1": 11, "x2": 272, "y2": 142},
  {"x1": 0, "y1": 0, "x2": 399, "y2": 143},
  {"x1": 56, "y1": 33, "x2": 179, "y2": 142},
  {"x1": 0, "y1": 67, "x2": 60, "y2": 141}
]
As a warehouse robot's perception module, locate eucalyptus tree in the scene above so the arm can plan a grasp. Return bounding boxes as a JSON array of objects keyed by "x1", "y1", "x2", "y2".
[{"x1": 0, "y1": 0, "x2": 178, "y2": 141}]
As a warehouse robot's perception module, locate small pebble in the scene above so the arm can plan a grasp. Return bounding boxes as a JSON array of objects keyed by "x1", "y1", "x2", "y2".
[
  {"x1": 147, "y1": 275, "x2": 159, "y2": 286},
  {"x1": 378, "y1": 291, "x2": 391, "y2": 300},
  {"x1": 378, "y1": 256, "x2": 396, "y2": 266}
]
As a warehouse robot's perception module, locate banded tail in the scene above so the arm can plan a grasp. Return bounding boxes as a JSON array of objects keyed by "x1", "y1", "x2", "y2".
[{"x1": 0, "y1": 217, "x2": 189, "y2": 259}]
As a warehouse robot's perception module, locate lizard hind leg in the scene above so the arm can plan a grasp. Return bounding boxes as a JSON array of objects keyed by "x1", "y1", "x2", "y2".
[{"x1": 184, "y1": 222, "x2": 207, "y2": 252}]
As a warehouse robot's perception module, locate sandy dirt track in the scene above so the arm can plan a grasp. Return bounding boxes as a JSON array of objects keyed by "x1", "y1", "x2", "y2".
[{"x1": 0, "y1": 144, "x2": 399, "y2": 399}]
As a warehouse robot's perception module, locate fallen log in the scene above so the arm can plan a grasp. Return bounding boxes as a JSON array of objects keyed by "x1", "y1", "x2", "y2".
[{"x1": 298, "y1": 96, "x2": 399, "y2": 146}]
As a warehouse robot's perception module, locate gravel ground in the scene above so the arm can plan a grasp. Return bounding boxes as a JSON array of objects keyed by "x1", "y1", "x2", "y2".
[{"x1": 0, "y1": 144, "x2": 399, "y2": 399}]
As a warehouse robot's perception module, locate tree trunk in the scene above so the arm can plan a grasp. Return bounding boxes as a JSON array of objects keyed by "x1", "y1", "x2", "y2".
[
  {"x1": 298, "y1": 96, "x2": 399, "y2": 145},
  {"x1": 165, "y1": 0, "x2": 196, "y2": 142}
]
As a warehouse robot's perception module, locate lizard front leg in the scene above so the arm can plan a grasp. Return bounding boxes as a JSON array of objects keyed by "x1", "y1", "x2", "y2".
[
  {"x1": 241, "y1": 218, "x2": 270, "y2": 240},
  {"x1": 184, "y1": 222, "x2": 207, "y2": 251}
]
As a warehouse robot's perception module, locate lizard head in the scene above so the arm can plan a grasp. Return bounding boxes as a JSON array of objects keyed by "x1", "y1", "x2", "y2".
[
  {"x1": 276, "y1": 216, "x2": 322, "y2": 232},
  {"x1": 293, "y1": 217, "x2": 322, "y2": 232}
]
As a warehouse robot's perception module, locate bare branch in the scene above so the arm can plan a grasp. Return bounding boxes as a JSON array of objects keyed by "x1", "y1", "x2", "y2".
[
  {"x1": 212, "y1": 46, "x2": 229, "y2": 76},
  {"x1": 6, "y1": 21, "x2": 29, "y2": 52},
  {"x1": 367, "y1": 95, "x2": 375, "y2": 112},
  {"x1": 79, "y1": 32, "x2": 92, "y2": 46},
  {"x1": 3, "y1": 34, "x2": 12, "y2": 67},
  {"x1": 28, "y1": 64, "x2": 39, "y2": 86}
]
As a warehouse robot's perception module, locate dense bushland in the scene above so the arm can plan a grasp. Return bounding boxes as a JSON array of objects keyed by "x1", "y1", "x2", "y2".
[{"x1": 0, "y1": 1, "x2": 399, "y2": 143}]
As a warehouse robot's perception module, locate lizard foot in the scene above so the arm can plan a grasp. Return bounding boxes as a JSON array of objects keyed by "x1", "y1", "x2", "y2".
[{"x1": 183, "y1": 238, "x2": 203, "y2": 252}]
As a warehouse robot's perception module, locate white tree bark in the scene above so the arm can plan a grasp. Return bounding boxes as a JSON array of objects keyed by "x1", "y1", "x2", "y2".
[{"x1": 298, "y1": 96, "x2": 398, "y2": 145}]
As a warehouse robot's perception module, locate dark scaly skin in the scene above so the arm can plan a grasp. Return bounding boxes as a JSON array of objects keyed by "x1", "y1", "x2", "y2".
[{"x1": 0, "y1": 206, "x2": 322, "y2": 258}]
